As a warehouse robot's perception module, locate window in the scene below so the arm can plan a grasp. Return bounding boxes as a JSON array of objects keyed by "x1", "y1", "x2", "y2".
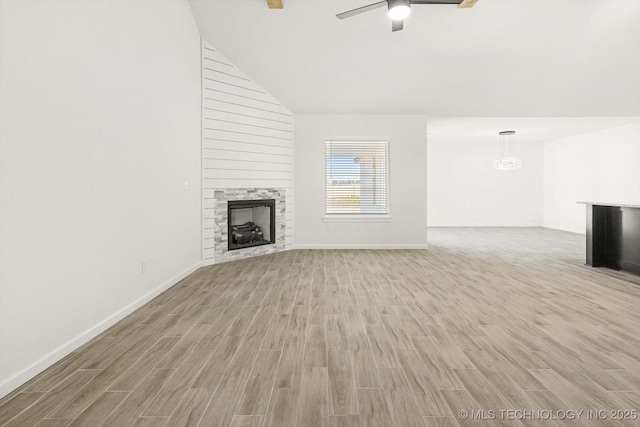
[{"x1": 325, "y1": 140, "x2": 389, "y2": 215}]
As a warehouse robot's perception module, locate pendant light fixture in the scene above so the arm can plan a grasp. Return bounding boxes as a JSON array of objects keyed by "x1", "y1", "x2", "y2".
[{"x1": 492, "y1": 130, "x2": 521, "y2": 170}]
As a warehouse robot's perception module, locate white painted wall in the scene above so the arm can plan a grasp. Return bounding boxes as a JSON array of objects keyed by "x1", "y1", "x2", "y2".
[
  {"x1": 427, "y1": 138, "x2": 544, "y2": 226},
  {"x1": 0, "y1": 0, "x2": 201, "y2": 397},
  {"x1": 294, "y1": 115, "x2": 427, "y2": 248},
  {"x1": 201, "y1": 40, "x2": 294, "y2": 263},
  {"x1": 544, "y1": 123, "x2": 640, "y2": 234}
]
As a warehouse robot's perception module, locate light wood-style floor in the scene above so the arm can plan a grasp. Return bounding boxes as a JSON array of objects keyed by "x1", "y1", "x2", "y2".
[{"x1": 2, "y1": 228, "x2": 639, "y2": 427}]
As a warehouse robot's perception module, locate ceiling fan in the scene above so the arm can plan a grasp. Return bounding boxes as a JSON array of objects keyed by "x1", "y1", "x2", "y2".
[{"x1": 337, "y1": 0, "x2": 478, "y2": 32}]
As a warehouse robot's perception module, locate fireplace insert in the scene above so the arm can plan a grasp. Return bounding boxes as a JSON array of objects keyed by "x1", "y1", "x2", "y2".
[{"x1": 227, "y1": 199, "x2": 276, "y2": 251}]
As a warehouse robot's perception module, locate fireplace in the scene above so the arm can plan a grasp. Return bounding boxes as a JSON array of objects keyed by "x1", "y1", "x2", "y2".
[
  {"x1": 227, "y1": 199, "x2": 276, "y2": 251},
  {"x1": 210, "y1": 189, "x2": 286, "y2": 263}
]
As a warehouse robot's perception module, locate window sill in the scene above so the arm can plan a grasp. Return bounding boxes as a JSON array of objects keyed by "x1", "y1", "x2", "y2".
[{"x1": 323, "y1": 214, "x2": 392, "y2": 223}]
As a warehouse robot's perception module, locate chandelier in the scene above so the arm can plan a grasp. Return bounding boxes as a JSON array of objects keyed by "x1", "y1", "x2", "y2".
[{"x1": 492, "y1": 130, "x2": 521, "y2": 170}]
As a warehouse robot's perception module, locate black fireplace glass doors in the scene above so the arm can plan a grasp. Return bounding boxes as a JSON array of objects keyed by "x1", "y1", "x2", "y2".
[{"x1": 227, "y1": 199, "x2": 276, "y2": 251}]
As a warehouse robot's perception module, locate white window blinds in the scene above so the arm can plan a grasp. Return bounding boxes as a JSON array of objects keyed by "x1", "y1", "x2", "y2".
[{"x1": 325, "y1": 140, "x2": 389, "y2": 215}]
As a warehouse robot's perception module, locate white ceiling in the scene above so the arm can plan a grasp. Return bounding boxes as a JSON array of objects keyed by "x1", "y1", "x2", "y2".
[
  {"x1": 189, "y1": 0, "x2": 640, "y2": 116},
  {"x1": 426, "y1": 117, "x2": 640, "y2": 143}
]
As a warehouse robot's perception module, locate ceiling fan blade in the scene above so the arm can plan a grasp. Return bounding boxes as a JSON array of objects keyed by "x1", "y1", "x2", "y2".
[
  {"x1": 411, "y1": 0, "x2": 462, "y2": 4},
  {"x1": 336, "y1": 1, "x2": 387, "y2": 19},
  {"x1": 266, "y1": 0, "x2": 283, "y2": 9},
  {"x1": 392, "y1": 19, "x2": 404, "y2": 32},
  {"x1": 458, "y1": 0, "x2": 478, "y2": 8}
]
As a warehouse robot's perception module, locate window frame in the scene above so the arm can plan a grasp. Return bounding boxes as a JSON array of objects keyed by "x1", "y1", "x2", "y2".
[{"x1": 323, "y1": 138, "x2": 391, "y2": 222}]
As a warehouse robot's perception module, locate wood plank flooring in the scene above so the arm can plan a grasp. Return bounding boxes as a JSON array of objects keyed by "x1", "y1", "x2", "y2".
[{"x1": 2, "y1": 227, "x2": 639, "y2": 426}]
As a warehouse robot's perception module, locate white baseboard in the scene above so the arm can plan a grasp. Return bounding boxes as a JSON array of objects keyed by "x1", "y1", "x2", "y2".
[
  {"x1": 0, "y1": 261, "x2": 202, "y2": 399},
  {"x1": 292, "y1": 243, "x2": 429, "y2": 250}
]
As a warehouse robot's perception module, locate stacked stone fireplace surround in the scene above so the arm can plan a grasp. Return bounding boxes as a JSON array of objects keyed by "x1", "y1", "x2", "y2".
[{"x1": 212, "y1": 188, "x2": 286, "y2": 263}]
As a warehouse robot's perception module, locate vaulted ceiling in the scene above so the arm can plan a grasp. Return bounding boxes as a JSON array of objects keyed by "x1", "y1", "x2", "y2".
[{"x1": 189, "y1": 0, "x2": 640, "y2": 117}]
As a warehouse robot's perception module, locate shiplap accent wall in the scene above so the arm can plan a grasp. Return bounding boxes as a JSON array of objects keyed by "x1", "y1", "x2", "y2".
[{"x1": 201, "y1": 40, "x2": 294, "y2": 263}]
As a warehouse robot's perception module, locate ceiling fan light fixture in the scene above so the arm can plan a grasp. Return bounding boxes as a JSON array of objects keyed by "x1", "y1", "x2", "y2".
[{"x1": 388, "y1": 0, "x2": 411, "y2": 20}]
